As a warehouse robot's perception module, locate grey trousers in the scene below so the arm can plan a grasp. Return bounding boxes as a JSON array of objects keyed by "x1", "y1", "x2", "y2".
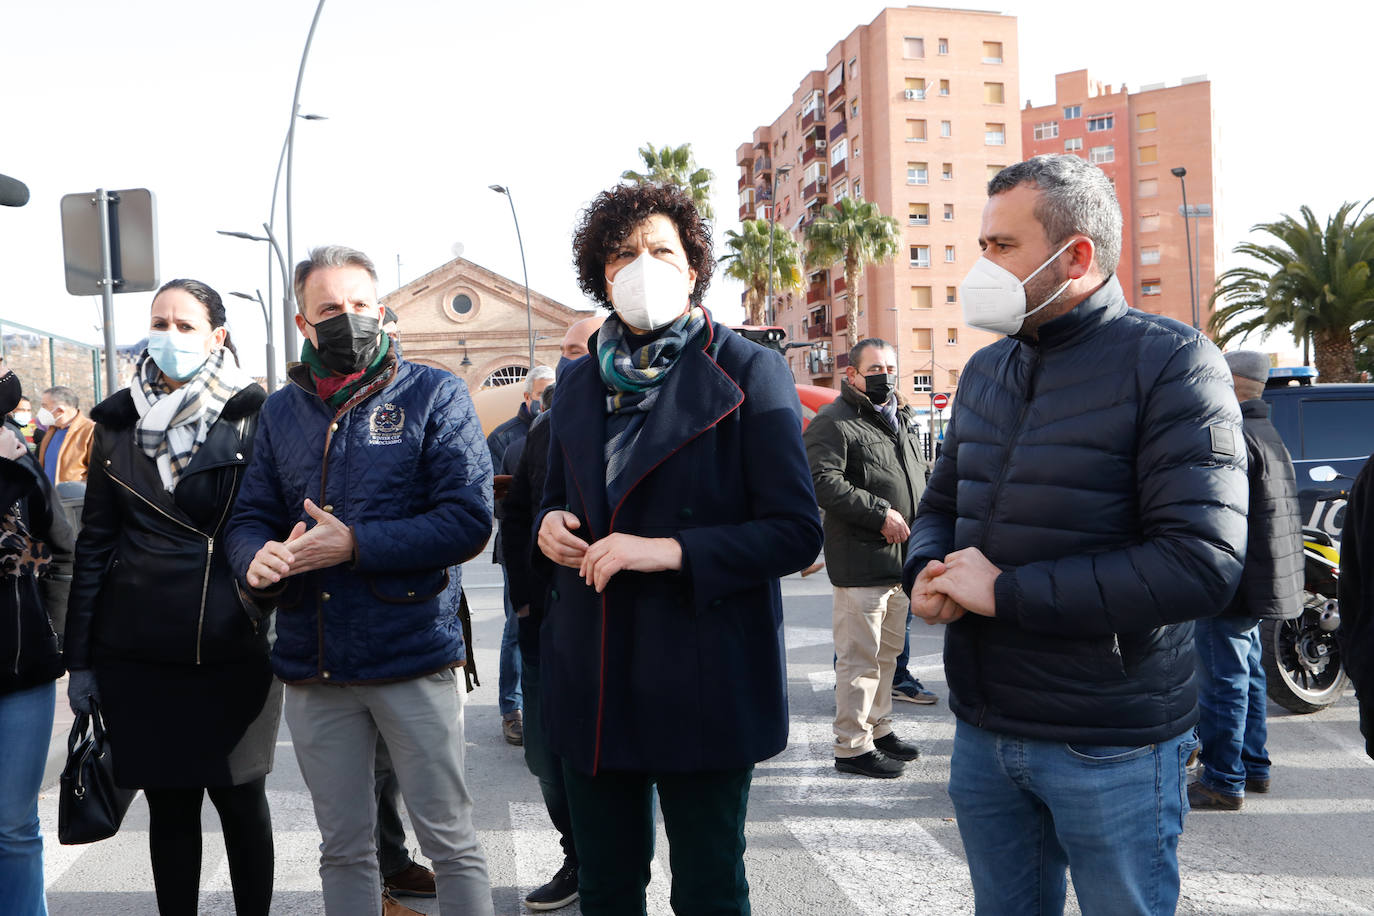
[{"x1": 285, "y1": 670, "x2": 493, "y2": 915}]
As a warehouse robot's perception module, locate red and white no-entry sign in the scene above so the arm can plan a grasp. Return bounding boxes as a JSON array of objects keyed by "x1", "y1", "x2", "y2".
[{"x1": 932, "y1": 393, "x2": 949, "y2": 410}]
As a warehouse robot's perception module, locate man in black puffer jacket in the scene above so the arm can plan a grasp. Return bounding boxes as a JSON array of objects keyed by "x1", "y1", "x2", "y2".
[
  {"x1": 903, "y1": 155, "x2": 1247, "y2": 916},
  {"x1": 1189, "y1": 350, "x2": 1303, "y2": 812}
]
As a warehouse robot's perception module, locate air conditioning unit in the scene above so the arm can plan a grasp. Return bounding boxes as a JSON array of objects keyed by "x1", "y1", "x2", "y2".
[
  {"x1": 816, "y1": 140, "x2": 828, "y2": 151},
  {"x1": 904, "y1": 89, "x2": 924, "y2": 100}
]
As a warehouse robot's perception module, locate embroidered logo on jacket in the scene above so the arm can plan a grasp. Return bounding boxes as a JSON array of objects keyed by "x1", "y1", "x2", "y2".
[{"x1": 369, "y1": 402, "x2": 405, "y2": 445}]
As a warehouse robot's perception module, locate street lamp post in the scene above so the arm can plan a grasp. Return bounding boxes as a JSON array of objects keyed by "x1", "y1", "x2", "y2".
[
  {"x1": 1171, "y1": 166, "x2": 1200, "y2": 330},
  {"x1": 218, "y1": 224, "x2": 292, "y2": 381},
  {"x1": 489, "y1": 185, "x2": 536, "y2": 368},
  {"x1": 229, "y1": 290, "x2": 277, "y2": 392},
  {"x1": 766, "y1": 164, "x2": 793, "y2": 325},
  {"x1": 284, "y1": 0, "x2": 328, "y2": 358},
  {"x1": 269, "y1": 112, "x2": 326, "y2": 359}
]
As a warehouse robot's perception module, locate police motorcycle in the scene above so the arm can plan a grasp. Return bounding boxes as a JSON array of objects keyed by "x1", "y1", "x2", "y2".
[{"x1": 1259, "y1": 464, "x2": 1348, "y2": 713}]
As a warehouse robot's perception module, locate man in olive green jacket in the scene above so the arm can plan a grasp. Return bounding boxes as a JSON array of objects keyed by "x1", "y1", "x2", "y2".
[{"x1": 804, "y1": 338, "x2": 928, "y2": 779}]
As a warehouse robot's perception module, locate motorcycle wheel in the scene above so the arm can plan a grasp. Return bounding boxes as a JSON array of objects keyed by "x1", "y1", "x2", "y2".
[{"x1": 1260, "y1": 601, "x2": 1350, "y2": 714}]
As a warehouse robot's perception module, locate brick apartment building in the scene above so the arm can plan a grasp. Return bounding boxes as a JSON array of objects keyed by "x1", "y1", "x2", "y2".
[
  {"x1": 1021, "y1": 70, "x2": 1217, "y2": 330},
  {"x1": 736, "y1": 5, "x2": 1019, "y2": 399}
]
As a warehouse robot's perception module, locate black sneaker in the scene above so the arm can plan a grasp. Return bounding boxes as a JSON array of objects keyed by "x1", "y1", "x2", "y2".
[
  {"x1": 874, "y1": 732, "x2": 921, "y2": 761},
  {"x1": 835, "y1": 749, "x2": 905, "y2": 778},
  {"x1": 524, "y1": 859, "x2": 579, "y2": 911}
]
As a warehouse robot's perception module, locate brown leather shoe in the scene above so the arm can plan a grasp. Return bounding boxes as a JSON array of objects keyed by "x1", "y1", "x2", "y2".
[
  {"x1": 383, "y1": 860, "x2": 436, "y2": 898},
  {"x1": 503, "y1": 713, "x2": 524, "y2": 746},
  {"x1": 383, "y1": 892, "x2": 425, "y2": 916},
  {"x1": 1188, "y1": 781, "x2": 1243, "y2": 811}
]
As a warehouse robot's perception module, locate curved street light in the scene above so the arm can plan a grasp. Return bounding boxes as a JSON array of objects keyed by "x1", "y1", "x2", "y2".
[
  {"x1": 767, "y1": 163, "x2": 793, "y2": 325},
  {"x1": 229, "y1": 290, "x2": 277, "y2": 392},
  {"x1": 218, "y1": 225, "x2": 292, "y2": 383},
  {"x1": 284, "y1": 0, "x2": 328, "y2": 358},
  {"x1": 489, "y1": 184, "x2": 536, "y2": 368},
  {"x1": 268, "y1": 112, "x2": 326, "y2": 360}
]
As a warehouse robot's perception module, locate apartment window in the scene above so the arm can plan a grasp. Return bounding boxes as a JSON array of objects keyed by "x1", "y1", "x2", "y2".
[
  {"x1": 941, "y1": 162, "x2": 953, "y2": 180},
  {"x1": 907, "y1": 161, "x2": 928, "y2": 184},
  {"x1": 912, "y1": 286, "x2": 933, "y2": 309},
  {"x1": 853, "y1": 179, "x2": 862, "y2": 199},
  {"x1": 939, "y1": 79, "x2": 950, "y2": 96},
  {"x1": 904, "y1": 37, "x2": 925, "y2": 58},
  {"x1": 940, "y1": 120, "x2": 952, "y2": 138},
  {"x1": 984, "y1": 123, "x2": 1006, "y2": 145},
  {"x1": 804, "y1": 162, "x2": 821, "y2": 186},
  {"x1": 1141, "y1": 280, "x2": 1162, "y2": 296},
  {"x1": 1064, "y1": 137, "x2": 1083, "y2": 152},
  {"x1": 987, "y1": 164, "x2": 1005, "y2": 181},
  {"x1": 948, "y1": 368, "x2": 961, "y2": 386},
  {"x1": 1063, "y1": 105, "x2": 1081, "y2": 119},
  {"x1": 910, "y1": 246, "x2": 931, "y2": 268},
  {"x1": 833, "y1": 181, "x2": 848, "y2": 202},
  {"x1": 913, "y1": 373, "x2": 933, "y2": 392},
  {"x1": 1033, "y1": 120, "x2": 1059, "y2": 141},
  {"x1": 853, "y1": 143, "x2": 861, "y2": 159},
  {"x1": 944, "y1": 245, "x2": 956, "y2": 263},
  {"x1": 1140, "y1": 213, "x2": 1160, "y2": 232},
  {"x1": 1089, "y1": 144, "x2": 1115, "y2": 164},
  {"x1": 983, "y1": 82, "x2": 1005, "y2": 104},
  {"x1": 849, "y1": 57, "x2": 858, "y2": 78},
  {"x1": 908, "y1": 202, "x2": 929, "y2": 226},
  {"x1": 802, "y1": 90, "x2": 822, "y2": 118},
  {"x1": 914, "y1": 328, "x2": 933, "y2": 351},
  {"x1": 851, "y1": 99, "x2": 859, "y2": 118},
  {"x1": 827, "y1": 65, "x2": 844, "y2": 93},
  {"x1": 945, "y1": 285, "x2": 958, "y2": 303},
  {"x1": 739, "y1": 188, "x2": 754, "y2": 209},
  {"x1": 982, "y1": 41, "x2": 1003, "y2": 63},
  {"x1": 830, "y1": 138, "x2": 848, "y2": 166},
  {"x1": 1086, "y1": 115, "x2": 1114, "y2": 132},
  {"x1": 1139, "y1": 144, "x2": 1159, "y2": 164},
  {"x1": 938, "y1": 37, "x2": 949, "y2": 54},
  {"x1": 1140, "y1": 246, "x2": 1161, "y2": 265},
  {"x1": 947, "y1": 327, "x2": 959, "y2": 345},
  {"x1": 1137, "y1": 111, "x2": 1157, "y2": 131},
  {"x1": 907, "y1": 119, "x2": 927, "y2": 141},
  {"x1": 1138, "y1": 178, "x2": 1158, "y2": 198},
  {"x1": 943, "y1": 203, "x2": 954, "y2": 221},
  {"x1": 905, "y1": 77, "x2": 926, "y2": 100}
]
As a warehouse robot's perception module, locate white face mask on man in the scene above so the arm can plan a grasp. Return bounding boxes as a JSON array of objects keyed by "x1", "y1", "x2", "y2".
[
  {"x1": 958, "y1": 238, "x2": 1077, "y2": 336},
  {"x1": 607, "y1": 251, "x2": 692, "y2": 332}
]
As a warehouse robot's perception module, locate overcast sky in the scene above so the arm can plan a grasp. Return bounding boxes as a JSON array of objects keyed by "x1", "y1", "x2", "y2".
[{"x1": 1, "y1": 0, "x2": 1365, "y2": 375}]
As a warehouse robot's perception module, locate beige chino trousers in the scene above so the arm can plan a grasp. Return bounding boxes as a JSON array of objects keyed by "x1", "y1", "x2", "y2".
[{"x1": 832, "y1": 583, "x2": 907, "y2": 757}]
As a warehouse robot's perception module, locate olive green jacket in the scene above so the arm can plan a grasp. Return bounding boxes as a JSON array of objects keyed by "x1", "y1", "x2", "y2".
[{"x1": 804, "y1": 382, "x2": 927, "y2": 587}]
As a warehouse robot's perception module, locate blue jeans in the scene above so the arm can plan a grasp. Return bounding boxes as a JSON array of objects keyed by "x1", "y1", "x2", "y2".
[
  {"x1": 948, "y1": 719, "x2": 1194, "y2": 916},
  {"x1": 893, "y1": 610, "x2": 917, "y2": 689},
  {"x1": 1194, "y1": 616, "x2": 1270, "y2": 796},
  {"x1": 498, "y1": 565, "x2": 523, "y2": 718},
  {"x1": 0, "y1": 680, "x2": 56, "y2": 916}
]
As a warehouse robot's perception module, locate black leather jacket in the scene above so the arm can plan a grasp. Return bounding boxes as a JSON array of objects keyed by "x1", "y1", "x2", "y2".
[
  {"x1": 65, "y1": 386, "x2": 267, "y2": 670},
  {"x1": 1227, "y1": 400, "x2": 1303, "y2": 620}
]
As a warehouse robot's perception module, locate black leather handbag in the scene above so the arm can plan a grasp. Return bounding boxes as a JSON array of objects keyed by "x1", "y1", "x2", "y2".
[{"x1": 58, "y1": 704, "x2": 136, "y2": 845}]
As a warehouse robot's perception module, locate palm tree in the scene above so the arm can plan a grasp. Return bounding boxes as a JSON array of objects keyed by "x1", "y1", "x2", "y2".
[
  {"x1": 803, "y1": 197, "x2": 901, "y2": 349},
  {"x1": 622, "y1": 143, "x2": 714, "y2": 220},
  {"x1": 719, "y1": 220, "x2": 803, "y2": 325},
  {"x1": 1210, "y1": 201, "x2": 1374, "y2": 383}
]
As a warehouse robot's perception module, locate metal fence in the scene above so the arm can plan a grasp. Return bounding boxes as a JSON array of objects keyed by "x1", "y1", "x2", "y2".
[{"x1": 0, "y1": 319, "x2": 109, "y2": 409}]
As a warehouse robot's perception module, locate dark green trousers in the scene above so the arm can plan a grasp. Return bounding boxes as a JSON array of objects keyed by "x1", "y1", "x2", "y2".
[{"x1": 561, "y1": 762, "x2": 754, "y2": 916}]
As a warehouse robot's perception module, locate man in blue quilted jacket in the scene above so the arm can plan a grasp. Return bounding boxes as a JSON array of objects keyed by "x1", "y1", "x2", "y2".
[
  {"x1": 226, "y1": 245, "x2": 495, "y2": 915},
  {"x1": 904, "y1": 155, "x2": 1248, "y2": 916}
]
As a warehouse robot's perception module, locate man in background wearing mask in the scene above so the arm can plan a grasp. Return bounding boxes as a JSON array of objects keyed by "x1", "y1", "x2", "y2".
[
  {"x1": 904, "y1": 154, "x2": 1247, "y2": 914},
  {"x1": 37, "y1": 385, "x2": 95, "y2": 483},
  {"x1": 226, "y1": 245, "x2": 495, "y2": 915},
  {"x1": 804, "y1": 338, "x2": 927, "y2": 778}
]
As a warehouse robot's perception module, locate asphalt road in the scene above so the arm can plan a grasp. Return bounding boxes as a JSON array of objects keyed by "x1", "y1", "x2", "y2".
[{"x1": 38, "y1": 544, "x2": 1374, "y2": 915}]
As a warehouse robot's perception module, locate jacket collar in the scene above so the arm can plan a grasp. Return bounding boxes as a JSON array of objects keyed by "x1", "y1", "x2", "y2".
[
  {"x1": 1240, "y1": 398, "x2": 1271, "y2": 419},
  {"x1": 556, "y1": 324, "x2": 743, "y2": 536},
  {"x1": 1017, "y1": 274, "x2": 1128, "y2": 350}
]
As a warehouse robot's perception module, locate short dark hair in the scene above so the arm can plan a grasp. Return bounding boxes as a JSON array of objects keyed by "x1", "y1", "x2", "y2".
[
  {"x1": 572, "y1": 183, "x2": 714, "y2": 307},
  {"x1": 848, "y1": 337, "x2": 893, "y2": 370},
  {"x1": 154, "y1": 278, "x2": 239, "y2": 365},
  {"x1": 42, "y1": 385, "x2": 79, "y2": 411},
  {"x1": 987, "y1": 154, "x2": 1122, "y2": 277}
]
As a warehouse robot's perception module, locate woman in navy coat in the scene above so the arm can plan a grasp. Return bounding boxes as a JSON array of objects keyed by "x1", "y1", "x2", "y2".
[{"x1": 536, "y1": 183, "x2": 822, "y2": 914}]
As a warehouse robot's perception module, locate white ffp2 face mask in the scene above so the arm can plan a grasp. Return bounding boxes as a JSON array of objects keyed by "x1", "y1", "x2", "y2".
[
  {"x1": 607, "y1": 251, "x2": 691, "y2": 332},
  {"x1": 959, "y1": 238, "x2": 1076, "y2": 336}
]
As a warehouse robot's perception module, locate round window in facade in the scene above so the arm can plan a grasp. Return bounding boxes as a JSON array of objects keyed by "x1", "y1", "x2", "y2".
[{"x1": 452, "y1": 293, "x2": 473, "y2": 315}]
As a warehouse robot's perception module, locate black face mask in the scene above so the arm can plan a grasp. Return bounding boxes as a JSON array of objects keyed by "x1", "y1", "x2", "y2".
[
  {"x1": 862, "y1": 372, "x2": 895, "y2": 406},
  {"x1": 0, "y1": 371, "x2": 21, "y2": 416},
  {"x1": 306, "y1": 312, "x2": 382, "y2": 375}
]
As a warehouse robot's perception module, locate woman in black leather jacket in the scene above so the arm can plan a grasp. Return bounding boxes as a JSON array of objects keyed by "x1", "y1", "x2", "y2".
[{"x1": 64, "y1": 279, "x2": 280, "y2": 915}]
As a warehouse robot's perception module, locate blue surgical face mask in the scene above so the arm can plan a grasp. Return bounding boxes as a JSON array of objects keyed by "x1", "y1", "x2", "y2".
[{"x1": 147, "y1": 330, "x2": 210, "y2": 382}]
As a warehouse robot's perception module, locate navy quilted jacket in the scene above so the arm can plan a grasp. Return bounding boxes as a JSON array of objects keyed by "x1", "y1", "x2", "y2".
[
  {"x1": 903, "y1": 276, "x2": 1248, "y2": 745},
  {"x1": 225, "y1": 357, "x2": 493, "y2": 684}
]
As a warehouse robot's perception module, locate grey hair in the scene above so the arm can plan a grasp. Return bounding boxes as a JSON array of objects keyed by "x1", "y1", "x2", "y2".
[
  {"x1": 987, "y1": 155, "x2": 1122, "y2": 277},
  {"x1": 42, "y1": 385, "x2": 79, "y2": 411},
  {"x1": 525, "y1": 365, "x2": 556, "y2": 393},
  {"x1": 848, "y1": 337, "x2": 894, "y2": 370},
  {"x1": 294, "y1": 245, "x2": 379, "y2": 310}
]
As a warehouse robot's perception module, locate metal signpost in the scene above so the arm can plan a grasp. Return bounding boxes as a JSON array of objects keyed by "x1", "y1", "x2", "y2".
[{"x1": 60, "y1": 188, "x2": 159, "y2": 394}]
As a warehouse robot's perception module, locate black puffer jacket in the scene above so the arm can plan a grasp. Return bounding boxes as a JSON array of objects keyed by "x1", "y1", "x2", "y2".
[
  {"x1": 65, "y1": 386, "x2": 267, "y2": 670},
  {"x1": 805, "y1": 382, "x2": 926, "y2": 586},
  {"x1": 1227, "y1": 400, "x2": 1303, "y2": 620},
  {"x1": 904, "y1": 276, "x2": 1248, "y2": 745},
  {"x1": 0, "y1": 420, "x2": 75, "y2": 696},
  {"x1": 501, "y1": 409, "x2": 551, "y2": 660}
]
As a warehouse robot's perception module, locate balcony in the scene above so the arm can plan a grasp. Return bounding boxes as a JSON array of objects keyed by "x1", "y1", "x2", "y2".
[
  {"x1": 827, "y1": 83, "x2": 844, "y2": 105},
  {"x1": 807, "y1": 322, "x2": 831, "y2": 340},
  {"x1": 737, "y1": 173, "x2": 749, "y2": 190},
  {"x1": 831, "y1": 158, "x2": 847, "y2": 179},
  {"x1": 829, "y1": 120, "x2": 847, "y2": 141},
  {"x1": 802, "y1": 146, "x2": 819, "y2": 165},
  {"x1": 802, "y1": 109, "x2": 817, "y2": 129},
  {"x1": 739, "y1": 203, "x2": 752, "y2": 220},
  {"x1": 833, "y1": 276, "x2": 847, "y2": 296},
  {"x1": 802, "y1": 180, "x2": 830, "y2": 202},
  {"x1": 806, "y1": 285, "x2": 828, "y2": 305},
  {"x1": 835, "y1": 350, "x2": 850, "y2": 368},
  {"x1": 755, "y1": 156, "x2": 772, "y2": 175},
  {"x1": 835, "y1": 315, "x2": 849, "y2": 334}
]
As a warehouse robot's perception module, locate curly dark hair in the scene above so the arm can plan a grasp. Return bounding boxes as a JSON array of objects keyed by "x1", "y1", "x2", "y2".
[{"x1": 572, "y1": 183, "x2": 714, "y2": 307}]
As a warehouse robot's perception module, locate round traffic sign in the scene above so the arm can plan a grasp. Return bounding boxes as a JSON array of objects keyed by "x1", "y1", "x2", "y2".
[{"x1": 932, "y1": 393, "x2": 949, "y2": 410}]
